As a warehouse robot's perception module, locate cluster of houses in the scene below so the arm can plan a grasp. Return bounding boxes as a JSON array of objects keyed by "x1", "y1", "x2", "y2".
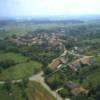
[
  {"x1": 68, "y1": 56, "x2": 94, "y2": 71},
  {"x1": 10, "y1": 36, "x2": 46, "y2": 46},
  {"x1": 49, "y1": 49, "x2": 94, "y2": 72},
  {"x1": 9, "y1": 32, "x2": 65, "y2": 46},
  {"x1": 48, "y1": 49, "x2": 94, "y2": 97}
]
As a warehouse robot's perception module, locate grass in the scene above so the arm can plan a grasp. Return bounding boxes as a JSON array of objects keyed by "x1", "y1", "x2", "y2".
[
  {"x1": 0, "y1": 52, "x2": 42, "y2": 80},
  {"x1": 95, "y1": 56, "x2": 100, "y2": 63},
  {"x1": 0, "y1": 52, "x2": 29, "y2": 63},
  {"x1": 0, "y1": 84, "x2": 13, "y2": 100},
  {"x1": 0, "y1": 61, "x2": 42, "y2": 80},
  {"x1": 0, "y1": 81, "x2": 56, "y2": 100},
  {"x1": 26, "y1": 81, "x2": 56, "y2": 100}
]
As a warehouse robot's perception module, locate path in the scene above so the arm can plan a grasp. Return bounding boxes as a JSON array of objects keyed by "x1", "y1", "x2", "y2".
[
  {"x1": 29, "y1": 71, "x2": 63, "y2": 100},
  {"x1": 0, "y1": 71, "x2": 63, "y2": 100}
]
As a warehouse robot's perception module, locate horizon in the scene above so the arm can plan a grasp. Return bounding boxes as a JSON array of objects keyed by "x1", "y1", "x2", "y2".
[
  {"x1": 0, "y1": 14, "x2": 100, "y2": 21},
  {"x1": 0, "y1": 13, "x2": 100, "y2": 20}
]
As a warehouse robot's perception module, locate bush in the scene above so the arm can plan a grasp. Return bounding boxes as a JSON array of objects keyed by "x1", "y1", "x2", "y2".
[
  {"x1": 58, "y1": 88, "x2": 69, "y2": 98},
  {"x1": 44, "y1": 67, "x2": 53, "y2": 75},
  {"x1": 0, "y1": 59, "x2": 16, "y2": 69}
]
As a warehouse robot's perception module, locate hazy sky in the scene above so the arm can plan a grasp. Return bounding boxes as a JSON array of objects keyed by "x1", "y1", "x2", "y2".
[{"x1": 0, "y1": 0, "x2": 100, "y2": 18}]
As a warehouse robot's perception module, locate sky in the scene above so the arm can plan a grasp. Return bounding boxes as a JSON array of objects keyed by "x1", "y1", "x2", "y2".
[{"x1": 0, "y1": 0, "x2": 100, "y2": 18}]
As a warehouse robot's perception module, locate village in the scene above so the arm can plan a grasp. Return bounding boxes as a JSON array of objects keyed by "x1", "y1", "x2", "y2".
[
  {"x1": 9, "y1": 30, "x2": 65, "y2": 46},
  {"x1": 5, "y1": 30, "x2": 97, "y2": 100},
  {"x1": 47, "y1": 44, "x2": 95, "y2": 99},
  {"x1": 1, "y1": 0, "x2": 100, "y2": 100}
]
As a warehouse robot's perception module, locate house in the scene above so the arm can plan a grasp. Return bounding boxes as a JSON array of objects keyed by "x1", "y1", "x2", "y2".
[
  {"x1": 64, "y1": 81, "x2": 87, "y2": 96},
  {"x1": 64, "y1": 81, "x2": 79, "y2": 89},
  {"x1": 71, "y1": 87, "x2": 88, "y2": 96},
  {"x1": 79, "y1": 56, "x2": 93, "y2": 65},
  {"x1": 68, "y1": 61, "x2": 81, "y2": 71},
  {"x1": 48, "y1": 57, "x2": 66, "y2": 70},
  {"x1": 68, "y1": 56, "x2": 94, "y2": 71}
]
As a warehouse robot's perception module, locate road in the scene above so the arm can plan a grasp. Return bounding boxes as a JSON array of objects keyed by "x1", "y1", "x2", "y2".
[
  {"x1": 0, "y1": 45, "x2": 73, "y2": 100},
  {"x1": 0, "y1": 46, "x2": 94, "y2": 100},
  {"x1": 0, "y1": 72, "x2": 63, "y2": 100},
  {"x1": 29, "y1": 71, "x2": 63, "y2": 100},
  {"x1": 0, "y1": 46, "x2": 67, "y2": 100}
]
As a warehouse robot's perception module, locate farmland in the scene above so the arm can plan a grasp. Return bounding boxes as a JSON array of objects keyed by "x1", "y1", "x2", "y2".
[
  {"x1": 0, "y1": 52, "x2": 29, "y2": 63},
  {"x1": 0, "y1": 19, "x2": 100, "y2": 100},
  {"x1": 0, "y1": 81, "x2": 56, "y2": 100},
  {"x1": 0, "y1": 52, "x2": 42, "y2": 80}
]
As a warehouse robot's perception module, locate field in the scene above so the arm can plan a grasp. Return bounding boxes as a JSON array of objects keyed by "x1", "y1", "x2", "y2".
[
  {"x1": 0, "y1": 61, "x2": 42, "y2": 80},
  {"x1": 0, "y1": 21, "x2": 85, "y2": 38},
  {"x1": 95, "y1": 56, "x2": 100, "y2": 63},
  {"x1": 0, "y1": 81, "x2": 56, "y2": 100},
  {"x1": 0, "y1": 23, "x2": 62, "y2": 38},
  {"x1": 0, "y1": 52, "x2": 42, "y2": 80},
  {"x1": 0, "y1": 52, "x2": 29, "y2": 63},
  {"x1": 0, "y1": 20, "x2": 100, "y2": 99}
]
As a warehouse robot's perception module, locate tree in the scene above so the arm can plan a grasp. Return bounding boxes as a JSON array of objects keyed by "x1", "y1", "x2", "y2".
[
  {"x1": 0, "y1": 59, "x2": 16, "y2": 69},
  {"x1": 58, "y1": 89, "x2": 69, "y2": 98},
  {"x1": 44, "y1": 67, "x2": 53, "y2": 76}
]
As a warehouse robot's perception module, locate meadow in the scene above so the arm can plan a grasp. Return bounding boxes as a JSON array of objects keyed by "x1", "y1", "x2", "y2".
[
  {"x1": 0, "y1": 52, "x2": 29, "y2": 63},
  {"x1": 0, "y1": 52, "x2": 42, "y2": 80}
]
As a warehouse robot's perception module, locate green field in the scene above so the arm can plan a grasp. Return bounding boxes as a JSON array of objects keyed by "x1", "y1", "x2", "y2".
[
  {"x1": 0, "y1": 81, "x2": 55, "y2": 100},
  {"x1": 95, "y1": 56, "x2": 100, "y2": 63},
  {"x1": 0, "y1": 52, "x2": 29, "y2": 63},
  {"x1": 0, "y1": 61, "x2": 42, "y2": 80},
  {"x1": 0, "y1": 52, "x2": 42, "y2": 80},
  {"x1": 0, "y1": 23, "x2": 61, "y2": 38}
]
